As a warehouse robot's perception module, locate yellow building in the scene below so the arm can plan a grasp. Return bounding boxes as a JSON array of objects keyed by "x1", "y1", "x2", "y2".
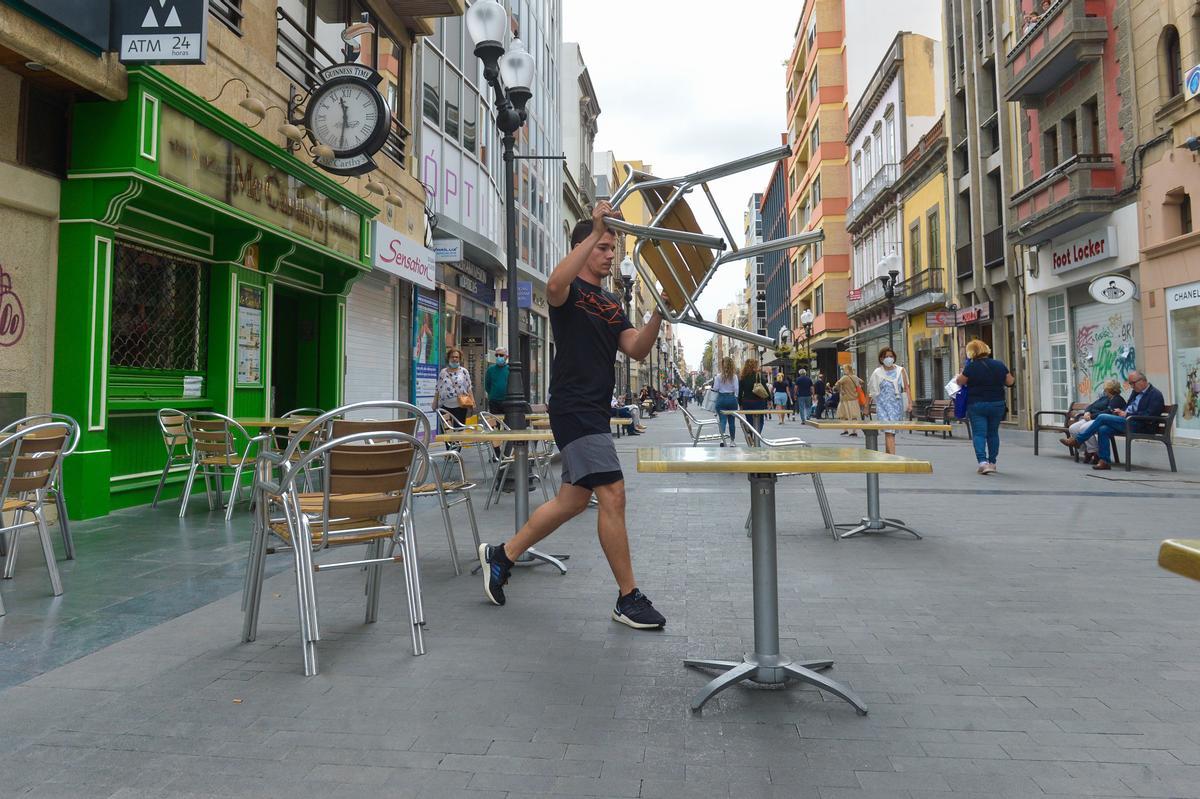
[{"x1": 895, "y1": 116, "x2": 954, "y2": 400}]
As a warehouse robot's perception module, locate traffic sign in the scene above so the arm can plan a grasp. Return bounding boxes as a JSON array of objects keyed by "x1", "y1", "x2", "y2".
[
  {"x1": 112, "y1": 0, "x2": 207, "y2": 64},
  {"x1": 1186, "y1": 65, "x2": 1200, "y2": 101}
]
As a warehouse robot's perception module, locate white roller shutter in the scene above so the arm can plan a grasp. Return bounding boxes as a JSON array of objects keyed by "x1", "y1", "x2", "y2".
[
  {"x1": 345, "y1": 271, "x2": 398, "y2": 408},
  {"x1": 1070, "y1": 299, "x2": 1135, "y2": 402}
]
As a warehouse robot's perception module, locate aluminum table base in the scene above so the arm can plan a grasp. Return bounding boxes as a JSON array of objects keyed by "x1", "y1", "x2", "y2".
[
  {"x1": 836, "y1": 430, "x2": 923, "y2": 540},
  {"x1": 687, "y1": 473, "x2": 867, "y2": 715}
]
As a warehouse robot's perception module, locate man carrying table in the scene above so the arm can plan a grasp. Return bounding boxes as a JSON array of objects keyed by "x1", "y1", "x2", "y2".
[{"x1": 478, "y1": 202, "x2": 668, "y2": 629}]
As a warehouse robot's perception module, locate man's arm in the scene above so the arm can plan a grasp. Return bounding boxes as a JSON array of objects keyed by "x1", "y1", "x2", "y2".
[
  {"x1": 547, "y1": 201, "x2": 616, "y2": 307},
  {"x1": 618, "y1": 306, "x2": 664, "y2": 361}
]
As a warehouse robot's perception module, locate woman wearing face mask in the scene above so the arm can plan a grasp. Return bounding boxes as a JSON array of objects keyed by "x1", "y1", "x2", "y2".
[
  {"x1": 434, "y1": 347, "x2": 475, "y2": 428},
  {"x1": 867, "y1": 347, "x2": 910, "y2": 455}
]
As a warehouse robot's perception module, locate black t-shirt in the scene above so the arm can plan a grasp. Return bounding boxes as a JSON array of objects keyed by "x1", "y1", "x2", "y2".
[
  {"x1": 814, "y1": 378, "x2": 826, "y2": 397},
  {"x1": 795, "y1": 376, "x2": 813, "y2": 396},
  {"x1": 962, "y1": 357, "x2": 1010, "y2": 404},
  {"x1": 548, "y1": 278, "x2": 633, "y2": 417}
]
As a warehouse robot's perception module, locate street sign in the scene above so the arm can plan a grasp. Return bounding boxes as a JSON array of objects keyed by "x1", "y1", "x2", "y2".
[
  {"x1": 847, "y1": 288, "x2": 863, "y2": 301},
  {"x1": 925, "y1": 310, "x2": 954, "y2": 328},
  {"x1": 1186, "y1": 65, "x2": 1200, "y2": 101},
  {"x1": 112, "y1": 0, "x2": 207, "y2": 64},
  {"x1": 1088, "y1": 274, "x2": 1138, "y2": 305}
]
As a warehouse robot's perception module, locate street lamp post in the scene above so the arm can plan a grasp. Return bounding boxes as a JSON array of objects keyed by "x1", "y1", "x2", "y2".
[
  {"x1": 620, "y1": 257, "x2": 635, "y2": 401},
  {"x1": 467, "y1": 0, "x2": 537, "y2": 527},
  {"x1": 878, "y1": 267, "x2": 901, "y2": 352},
  {"x1": 800, "y1": 307, "x2": 815, "y2": 373},
  {"x1": 947, "y1": 302, "x2": 960, "y2": 377}
]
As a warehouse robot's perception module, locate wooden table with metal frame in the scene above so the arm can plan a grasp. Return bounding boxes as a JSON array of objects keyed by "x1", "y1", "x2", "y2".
[
  {"x1": 1159, "y1": 539, "x2": 1200, "y2": 582},
  {"x1": 806, "y1": 420, "x2": 950, "y2": 539},
  {"x1": 638, "y1": 445, "x2": 931, "y2": 713},
  {"x1": 435, "y1": 430, "x2": 567, "y2": 573},
  {"x1": 722, "y1": 409, "x2": 792, "y2": 419}
]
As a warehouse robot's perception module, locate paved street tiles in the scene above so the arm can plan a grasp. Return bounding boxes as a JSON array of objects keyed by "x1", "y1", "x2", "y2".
[{"x1": 1, "y1": 411, "x2": 1199, "y2": 797}]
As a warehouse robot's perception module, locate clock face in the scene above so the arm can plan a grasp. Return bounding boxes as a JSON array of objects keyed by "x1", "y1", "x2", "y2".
[{"x1": 308, "y1": 80, "x2": 386, "y2": 157}]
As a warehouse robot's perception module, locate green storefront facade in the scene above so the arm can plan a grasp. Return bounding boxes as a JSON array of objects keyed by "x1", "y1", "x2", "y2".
[{"x1": 54, "y1": 67, "x2": 379, "y2": 519}]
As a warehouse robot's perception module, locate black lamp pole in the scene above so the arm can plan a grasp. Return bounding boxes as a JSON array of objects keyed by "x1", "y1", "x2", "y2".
[
  {"x1": 621, "y1": 274, "x2": 634, "y2": 401},
  {"x1": 803, "y1": 321, "x2": 814, "y2": 371},
  {"x1": 880, "y1": 268, "x2": 900, "y2": 352}
]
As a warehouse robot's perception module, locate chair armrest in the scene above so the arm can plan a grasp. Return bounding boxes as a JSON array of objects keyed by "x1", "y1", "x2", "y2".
[
  {"x1": 1034, "y1": 410, "x2": 1069, "y2": 427},
  {"x1": 1123, "y1": 414, "x2": 1166, "y2": 434}
]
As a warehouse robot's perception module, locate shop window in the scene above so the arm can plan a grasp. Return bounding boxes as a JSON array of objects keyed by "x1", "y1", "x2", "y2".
[
  {"x1": 18, "y1": 82, "x2": 70, "y2": 178},
  {"x1": 110, "y1": 244, "x2": 209, "y2": 372},
  {"x1": 209, "y1": 0, "x2": 243, "y2": 35}
]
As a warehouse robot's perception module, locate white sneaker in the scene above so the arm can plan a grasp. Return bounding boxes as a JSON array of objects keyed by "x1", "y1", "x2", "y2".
[
  {"x1": 977, "y1": 462, "x2": 989, "y2": 474},
  {"x1": 984, "y1": 463, "x2": 997, "y2": 474}
]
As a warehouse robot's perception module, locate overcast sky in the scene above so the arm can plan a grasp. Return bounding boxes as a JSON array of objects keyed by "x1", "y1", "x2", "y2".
[{"x1": 561, "y1": 0, "x2": 941, "y2": 369}]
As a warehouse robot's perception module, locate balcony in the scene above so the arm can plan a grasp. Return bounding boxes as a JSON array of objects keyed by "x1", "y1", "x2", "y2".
[
  {"x1": 845, "y1": 163, "x2": 899, "y2": 230},
  {"x1": 846, "y1": 277, "x2": 888, "y2": 317},
  {"x1": 381, "y1": 0, "x2": 465, "y2": 18},
  {"x1": 984, "y1": 226, "x2": 1006, "y2": 267},
  {"x1": 1004, "y1": 0, "x2": 1108, "y2": 104},
  {"x1": 894, "y1": 268, "x2": 946, "y2": 313},
  {"x1": 956, "y1": 242, "x2": 973, "y2": 279},
  {"x1": 1009, "y1": 153, "x2": 1119, "y2": 244}
]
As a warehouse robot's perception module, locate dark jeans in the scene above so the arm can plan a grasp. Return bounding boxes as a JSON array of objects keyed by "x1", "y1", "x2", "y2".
[
  {"x1": 1074, "y1": 413, "x2": 1126, "y2": 463},
  {"x1": 741, "y1": 400, "x2": 767, "y2": 434},
  {"x1": 714, "y1": 393, "x2": 738, "y2": 439},
  {"x1": 966, "y1": 400, "x2": 1006, "y2": 464},
  {"x1": 814, "y1": 396, "x2": 827, "y2": 418}
]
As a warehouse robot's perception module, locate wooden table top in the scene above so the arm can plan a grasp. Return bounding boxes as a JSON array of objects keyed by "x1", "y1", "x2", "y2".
[
  {"x1": 1159, "y1": 539, "x2": 1200, "y2": 582},
  {"x1": 637, "y1": 446, "x2": 933, "y2": 475},
  {"x1": 436, "y1": 430, "x2": 556, "y2": 443},
  {"x1": 721, "y1": 409, "x2": 791, "y2": 416},
  {"x1": 235, "y1": 418, "x2": 295, "y2": 429},
  {"x1": 526, "y1": 413, "x2": 549, "y2": 421},
  {"x1": 806, "y1": 420, "x2": 952, "y2": 432},
  {"x1": 530, "y1": 418, "x2": 632, "y2": 428}
]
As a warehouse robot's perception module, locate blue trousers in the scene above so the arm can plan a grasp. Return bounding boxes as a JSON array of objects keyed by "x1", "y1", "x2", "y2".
[
  {"x1": 715, "y1": 393, "x2": 738, "y2": 439},
  {"x1": 1074, "y1": 413, "x2": 1125, "y2": 463},
  {"x1": 796, "y1": 397, "x2": 812, "y2": 422},
  {"x1": 966, "y1": 400, "x2": 1006, "y2": 464}
]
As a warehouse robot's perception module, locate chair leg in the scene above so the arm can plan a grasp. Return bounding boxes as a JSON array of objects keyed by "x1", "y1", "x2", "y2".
[
  {"x1": 1125, "y1": 438, "x2": 1132, "y2": 472},
  {"x1": 402, "y1": 516, "x2": 426, "y2": 656},
  {"x1": 811, "y1": 474, "x2": 838, "y2": 541},
  {"x1": 438, "y1": 491, "x2": 461, "y2": 576},
  {"x1": 152, "y1": 459, "x2": 171, "y2": 508},
  {"x1": 225, "y1": 464, "x2": 246, "y2": 521},
  {"x1": 34, "y1": 508, "x2": 63, "y2": 597},
  {"x1": 2, "y1": 510, "x2": 22, "y2": 579},
  {"x1": 54, "y1": 489, "x2": 75, "y2": 560},
  {"x1": 1166, "y1": 442, "x2": 1177, "y2": 472},
  {"x1": 1033, "y1": 429, "x2": 1040, "y2": 456},
  {"x1": 364, "y1": 538, "x2": 383, "y2": 624},
  {"x1": 178, "y1": 461, "x2": 200, "y2": 518},
  {"x1": 462, "y1": 491, "x2": 482, "y2": 553}
]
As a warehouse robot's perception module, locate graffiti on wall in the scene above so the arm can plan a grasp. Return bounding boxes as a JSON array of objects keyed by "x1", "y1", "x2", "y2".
[
  {"x1": 1074, "y1": 311, "x2": 1135, "y2": 399},
  {"x1": 0, "y1": 264, "x2": 25, "y2": 347}
]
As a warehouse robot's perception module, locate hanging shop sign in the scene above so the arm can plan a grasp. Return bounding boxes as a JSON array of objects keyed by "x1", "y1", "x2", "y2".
[
  {"x1": 372, "y1": 221, "x2": 436, "y2": 290},
  {"x1": 1088, "y1": 274, "x2": 1138, "y2": 305},
  {"x1": 300, "y1": 63, "x2": 392, "y2": 177},
  {"x1": 500, "y1": 281, "x2": 533, "y2": 309},
  {"x1": 925, "y1": 310, "x2": 954, "y2": 328},
  {"x1": 431, "y1": 238, "x2": 463, "y2": 263},
  {"x1": 111, "y1": 0, "x2": 207, "y2": 64},
  {"x1": 957, "y1": 301, "x2": 993, "y2": 325},
  {"x1": 159, "y1": 106, "x2": 360, "y2": 257},
  {"x1": 444, "y1": 260, "x2": 495, "y2": 306},
  {"x1": 1050, "y1": 227, "x2": 1116, "y2": 274}
]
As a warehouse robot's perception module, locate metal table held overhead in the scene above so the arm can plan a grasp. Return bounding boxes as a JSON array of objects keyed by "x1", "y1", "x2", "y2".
[{"x1": 637, "y1": 445, "x2": 932, "y2": 713}]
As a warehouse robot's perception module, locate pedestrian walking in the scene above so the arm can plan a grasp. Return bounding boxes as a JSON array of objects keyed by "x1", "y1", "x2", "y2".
[
  {"x1": 867, "y1": 347, "x2": 910, "y2": 455},
  {"x1": 954, "y1": 338, "x2": 1014, "y2": 475},
  {"x1": 813, "y1": 371, "x2": 827, "y2": 419},
  {"x1": 772, "y1": 372, "x2": 789, "y2": 423},
  {"x1": 712, "y1": 356, "x2": 740, "y2": 445},
  {"x1": 484, "y1": 347, "x2": 510, "y2": 415},
  {"x1": 434, "y1": 347, "x2": 474, "y2": 427},
  {"x1": 794, "y1": 368, "x2": 814, "y2": 422},
  {"x1": 478, "y1": 202, "x2": 667, "y2": 629},
  {"x1": 739, "y1": 358, "x2": 769, "y2": 435},
  {"x1": 834, "y1": 364, "x2": 864, "y2": 436}
]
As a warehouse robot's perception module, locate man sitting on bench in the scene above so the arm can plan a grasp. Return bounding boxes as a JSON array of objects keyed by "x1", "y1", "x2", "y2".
[
  {"x1": 1061, "y1": 371, "x2": 1164, "y2": 471},
  {"x1": 611, "y1": 393, "x2": 645, "y2": 435}
]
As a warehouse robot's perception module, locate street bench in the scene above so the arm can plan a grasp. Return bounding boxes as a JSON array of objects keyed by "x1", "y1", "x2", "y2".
[{"x1": 1033, "y1": 402, "x2": 1090, "y2": 457}]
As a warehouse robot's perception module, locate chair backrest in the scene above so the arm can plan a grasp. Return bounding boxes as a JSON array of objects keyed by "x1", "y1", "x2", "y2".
[
  {"x1": 437, "y1": 407, "x2": 468, "y2": 431},
  {"x1": 680, "y1": 406, "x2": 700, "y2": 436},
  {"x1": 728, "y1": 412, "x2": 766, "y2": 448},
  {"x1": 478, "y1": 411, "x2": 507, "y2": 432},
  {"x1": 185, "y1": 412, "x2": 239, "y2": 461},
  {"x1": 0, "y1": 414, "x2": 81, "y2": 457},
  {"x1": 282, "y1": 407, "x2": 325, "y2": 419},
  {"x1": 0, "y1": 421, "x2": 71, "y2": 501},
  {"x1": 157, "y1": 408, "x2": 189, "y2": 451}
]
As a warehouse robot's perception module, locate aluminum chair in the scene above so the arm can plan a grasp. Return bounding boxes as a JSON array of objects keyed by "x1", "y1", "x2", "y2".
[
  {"x1": 0, "y1": 421, "x2": 73, "y2": 612},
  {"x1": 728, "y1": 411, "x2": 838, "y2": 541},
  {"x1": 152, "y1": 409, "x2": 191, "y2": 509},
  {"x1": 410, "y1": 445, "x2": 482, "y2": 576},
  {"x1": 478, "y1": 412, "x2": 554, "y2": 510},
  {"x1": 241, "y1": 424, "x2": 429, "y2": 675},
  {"x1": 605, "y1": 144, "x2": 825, "y2": 349},
  {"x1": 178, "y1": 412, "x2": 259, "y2": 521},
  {"x1": 437, "y1": 407, "x2": 492, "y2": 481},
  {"x1": 281, "y1": 407, "x2": 326, "y2": 490},
  {"x1": 680, "y1": 406, "x2": 726, "y2": 446},
  {"x1": 0, "y1": 413, "x2": 80, "y2": 559}
]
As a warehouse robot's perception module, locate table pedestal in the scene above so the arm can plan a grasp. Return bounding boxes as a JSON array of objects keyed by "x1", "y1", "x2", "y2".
[
  {"x1": 684, "y1": 473, "x2": 867, "y2": 715},
  {"x1": 511, "y1": 441, "x2": 568, "y2": 574},
  {"x1": 836, "y1": 429, "x2": 922, "y2": 540}
]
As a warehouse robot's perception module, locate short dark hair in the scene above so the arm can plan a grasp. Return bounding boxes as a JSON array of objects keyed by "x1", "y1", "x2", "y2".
[{"x1": 570, "y1": 219, "x2": 616, "y2": 249}]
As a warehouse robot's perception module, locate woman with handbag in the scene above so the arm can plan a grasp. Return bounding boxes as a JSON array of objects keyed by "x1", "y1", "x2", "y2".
[
  {"x1": 434, "y1": 347, "x2": 476, "y2": 429},
  {"x1": 954, "y1": 339, "x2": 1014, "y2": 475},
  {"x1": 738, "y1": 358, "x2": 770, "y2": 435},
  {"x1": 867, "y1": 347, "x2": 910, "y2": 455},
  {"x1": 834, "y1": 364, "x2": 865, "y2": 436}
]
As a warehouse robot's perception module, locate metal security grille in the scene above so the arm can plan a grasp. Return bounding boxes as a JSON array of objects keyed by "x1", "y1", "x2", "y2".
[{"x1": 110, "y1": 243, "x2": 208, "y2": 371}]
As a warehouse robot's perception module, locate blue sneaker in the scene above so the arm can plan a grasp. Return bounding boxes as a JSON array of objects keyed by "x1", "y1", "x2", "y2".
[
  {"x1": 479, "y1": 543, "x2": 512, "y2": 606},
  {"x1": 612, "y1": 588, "x2": 666, "y2": 630}
]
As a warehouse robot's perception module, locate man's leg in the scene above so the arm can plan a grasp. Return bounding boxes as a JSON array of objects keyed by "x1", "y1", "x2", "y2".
[
  {"x1": 504, "y1": 482, "x2": 593, "y2": 561},
  {"x1": 1094, "y1": 417, "x2": 1123, "y2": 463},
  {"x1": 592, "y1": 480, "x2": 634, "y2": 595}
]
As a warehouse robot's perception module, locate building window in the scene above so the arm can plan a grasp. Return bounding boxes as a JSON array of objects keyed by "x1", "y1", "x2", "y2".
[
  {"x1": 422, "y1": 43, "x2": 440, "y2": 124},
  {"x1": 1043, "y1": 126, "x2": 1059, "y2": 169},
  {"x1": 884, "y1": 108, "x2": 896, "y2": 163},
  {"x1": 1182, "y1": 194, "x2": 1193, "y2": 235},
  {"x1": 1047, "y1": 293, "x2": 1067, "y2": 336},
  {"x1": 1163, "y1": 25, "x2": 1183, "y2": 99},
  {"x1": 909, "y1": 220, "x2": 921, "y2": 274},
  {"x1": 1061, "y1": 112, "x2": 1077, "y2": 160},
  {"x1": 809, "y1": 68, "x2": 819, "y2": 103},
  {"x1": 18, "y1": 82, "x2": 70, "y2": 178},
  {"x1": 927, "y1": 209, "x2": 941, "y2": 272},
  {"x1": 209, "y1": 0, "x2": 244, "y2": 34},
  {"x1": 110, "y1": 243, "x2": 209, "y2": 372},
  {"x1": 814, "y1": 285, "x2": 824, "y2": 317},
  {"x1": 1082, "y1": 97, "x2": 1100, "y2": 154},
  {"x1": 1166, "y1": 188, "x2": 1194, "y2": 237},
  {"x1": 811, "y1": 175, "x2": 822, "y2": 206},
  {"x1": 852, "y1": 153, "x2": 862, "y2": 193}
]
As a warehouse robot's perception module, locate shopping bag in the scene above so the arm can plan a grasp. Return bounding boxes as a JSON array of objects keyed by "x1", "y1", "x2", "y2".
[
  {"x1": 953, "y1": 385, "x2": 969, "y2": 419},
  {"x1": 702, "y1": 389, "x2": 718, "y2": 413}
]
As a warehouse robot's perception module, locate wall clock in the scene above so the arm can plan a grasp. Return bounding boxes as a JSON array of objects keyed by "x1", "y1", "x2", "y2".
[{"x1": 303, "y1": 63, "x2": 391, "y2": 177}]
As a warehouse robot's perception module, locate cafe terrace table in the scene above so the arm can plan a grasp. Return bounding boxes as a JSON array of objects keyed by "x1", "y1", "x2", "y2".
[
  {"x1": 435, "y1": 430, "x2": 567, "y2": 573},
  {"x1": 805, "y1": 420, "x2": 950, "y2": 539},
  {"x1": 722, "y1": 409, "x2": 791, "y2": 421},
  {"x1": 638, "y1": 445, "x2": 932, "y2": 713},
  {"x1": 1159, "y1": 539, "x2": 1200, "y2": 582}
]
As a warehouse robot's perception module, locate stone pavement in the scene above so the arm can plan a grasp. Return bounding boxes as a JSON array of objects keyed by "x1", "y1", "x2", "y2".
[{"x1": 1, "y1": 411, "x2": 1199, "y2": 798}]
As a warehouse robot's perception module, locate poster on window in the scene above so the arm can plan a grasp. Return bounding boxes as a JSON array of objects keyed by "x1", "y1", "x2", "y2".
[
  {"x1": 236, "y1": 284, "x2": 264, "y2": 385},
  {"x1": 412, "y1": 289, "x2": 440, "y2": 437}
]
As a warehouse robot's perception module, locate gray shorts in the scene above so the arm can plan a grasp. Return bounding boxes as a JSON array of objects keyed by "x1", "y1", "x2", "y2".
[{"x1": 559, "y1": 432, "x2": 622, "y2": 488}]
